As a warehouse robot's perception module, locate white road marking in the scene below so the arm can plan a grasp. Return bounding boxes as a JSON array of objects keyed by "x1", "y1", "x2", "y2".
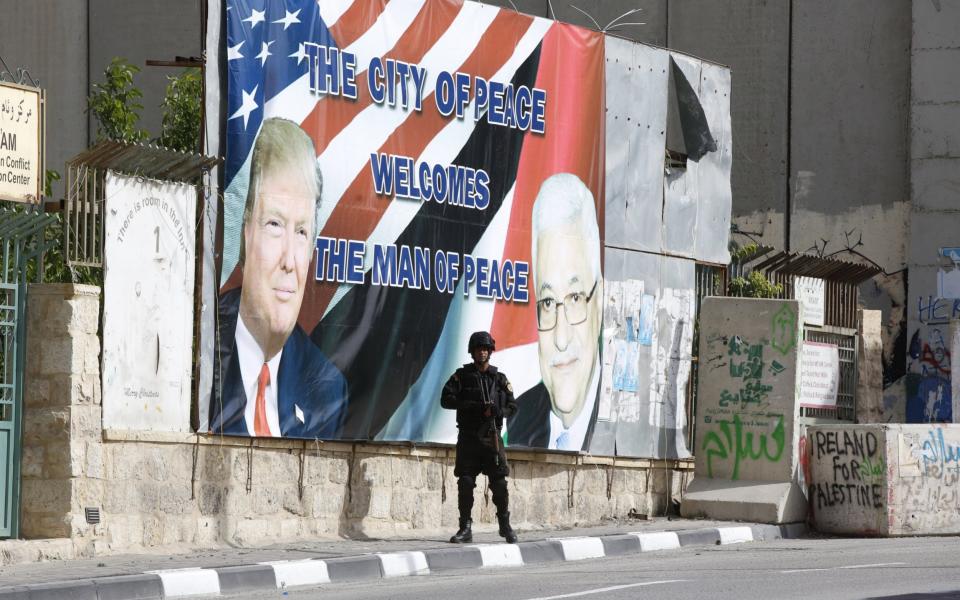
[
  {"x1": 523, "y1": 580, "x2": 686, "y2": 600},
  {"x1": 263, "y1": 559, "x2": 330, "y2": 588},
  {"x1": 632, "y1": 531, "x2": 681, "y2": 552},
  {"x1": 378, "y1": 551, "x2": 430, "y2": 577},
  {"x1": 717, "y1": 526, "x2": 755, "y2": 545},
  {"x1": 149, "y1": 567, "x2": 220, "y2": 597},
  {"x1": 473, "y1": 543, "x2": 524, "y2": 567},
  {"x1": 554, "y1": 537, "x2": 606, "y2": 561},
  {"x1": 781, "y1": 562, "x2": 907, "y2": 574}
]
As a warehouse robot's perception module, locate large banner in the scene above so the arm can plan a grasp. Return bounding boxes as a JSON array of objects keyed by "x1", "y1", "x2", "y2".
[{"x1": 208, "y1": 0, "x2": 605, "y2": 448}]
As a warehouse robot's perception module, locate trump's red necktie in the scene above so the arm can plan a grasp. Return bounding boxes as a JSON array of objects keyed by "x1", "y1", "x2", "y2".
[{"x1": 254, "y1": 363, "x2": 270, "y2": 437}]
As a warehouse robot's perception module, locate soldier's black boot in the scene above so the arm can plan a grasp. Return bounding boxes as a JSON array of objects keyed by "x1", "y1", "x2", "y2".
[
  {"x1": 497, "y1": 512, "x2": 518, "y2": 543},
  {"x1": 450, "y1": 518, "x2": 473, "y2": 543}
]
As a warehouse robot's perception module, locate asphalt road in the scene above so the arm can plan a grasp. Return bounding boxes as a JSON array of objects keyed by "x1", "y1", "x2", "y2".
[{"x1": 224, "y1": 536, "x2": 960, "y2": 600}]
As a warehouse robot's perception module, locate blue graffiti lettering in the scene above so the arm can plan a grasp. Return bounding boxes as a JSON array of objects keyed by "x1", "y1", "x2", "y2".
[{"x1": 921, "y1": 428, "x2": 960, "y2": 476}]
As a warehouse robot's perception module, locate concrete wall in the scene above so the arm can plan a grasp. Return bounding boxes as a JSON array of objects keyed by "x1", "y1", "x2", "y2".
[
  {"x1": 0, "y1": 1, "x2": 90, "y2": 198},
  {"x1": 20, "y1": 284, "x2": 688, "y2": 555},
  {"x1": 905, "y1": 0, "x2": 960, "y2": 423},
  {"x1": 668, "y1": 0, "x2": 791, "y2": 249},
  {"x1": 807, "y1": 425, "x2": 887, "y2": 535},
  {"x1": 0, "y1": 0, "x2": 201, "y2": 201},
  {"x1": 808, "y1": 423, "x2": 960, "y2": 536},
  {"x1": 665, "y1": 0, "x2": 911, "y2": 407},
  {"x1": 682, "y1": 298, "x2": 806, "y2": 524},
  {"x1": 88, "y1": 0, "x2": 202, "y2": 142},
  {"x1": 857, "y1": 310, "x2": 887, "y2": 423},
  {"x1": 488, "y1": 0, "x2": 914, "y2": 400},
  {"x1": 693, "y1": 297, "x2": 802, "y2": 482}
]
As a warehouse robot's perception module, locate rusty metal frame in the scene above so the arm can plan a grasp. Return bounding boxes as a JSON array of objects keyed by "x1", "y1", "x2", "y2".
[
  {"x1": 728, "y1": 248, "x2": 879, "y2": 424},
  {"x1": 686, "y1": 262, "x2": 728, "y2": 449},
  {"x1": 63, "y1": 140, "x2": 219, "y2": 268}
]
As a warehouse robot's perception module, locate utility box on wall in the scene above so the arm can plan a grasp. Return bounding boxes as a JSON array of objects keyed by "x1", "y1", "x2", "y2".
[{"x1": 807, "y1": 424, "x2": 960, "y2": 536}]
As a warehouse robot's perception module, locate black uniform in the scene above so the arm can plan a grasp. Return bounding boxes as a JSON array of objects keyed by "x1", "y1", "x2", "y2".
[{"x1": 441, "y1": 363, "x2": 517, "y2": 517}]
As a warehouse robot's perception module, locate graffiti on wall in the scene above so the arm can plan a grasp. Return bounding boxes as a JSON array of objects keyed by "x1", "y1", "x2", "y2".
[
  {"x1": 809, "y1": 429, "x2": 884, "y2": 512},
  {"x1": 918, "y1": 428, "x2": 960, "y2": 481},
  {"x1": 906, "y1": 247, "x2": 960, "y2": 423},
  {"x1": 908, "y1": 327, "x2": 952, "y2": 422},
  {"x1": 900, "y1": 427, "x2": 960, "y2": 530},
  {"x1": 701, "y1": 324, "x2": 790, "y2": 479},
  {"x1": 703, "y1": 413, "x2": 785, "y2": 480}
]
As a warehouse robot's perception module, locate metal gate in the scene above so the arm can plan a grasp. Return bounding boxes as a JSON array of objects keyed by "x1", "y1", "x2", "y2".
[
  {"x1": 800, "y1": 325, "x2": 859, "y2": 423},
  {"x1": 0, "y1": 207, "x2": 58, "y2": 539}
]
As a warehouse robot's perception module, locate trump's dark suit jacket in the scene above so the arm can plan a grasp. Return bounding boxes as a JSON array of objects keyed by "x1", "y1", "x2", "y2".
[{"x1": 210, "y1": 288, "x2": 347, "y2": 439}]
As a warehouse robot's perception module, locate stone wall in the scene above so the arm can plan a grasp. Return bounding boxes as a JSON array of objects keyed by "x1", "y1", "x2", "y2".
[
  {"x1": 87, "y1": 435, "x2": 686, "y2": 554},
  {"x1": 22, "y1": 284, "x2": 102, "y2": 541},
  {"x1": 19, "y1": 283, "x2": 690, "y2": 556},
  {"x1": 856, "y1": 309, "x2": 887, "y2": 423}
]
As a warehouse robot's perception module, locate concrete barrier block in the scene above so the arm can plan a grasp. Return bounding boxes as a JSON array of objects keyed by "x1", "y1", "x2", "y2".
[
  {"x1": 266, "y1": 559, "x2": 330, "y2": 589},
  {"x1": 599, "y1": 534, "x2": 642, "y2": 556},
  {"x1": 423, "y1": 547, "x2": 484, "y2": 571},
  {"x1": 215, "y1": 565, "x2": 277, "y2": 594},
  {"x1": 518, "y1": 540, "x2": 566, "y2": 563},
  {"x1": 93, "y1": 574, "x2": 163, "y2": 600},
  {"x1": 325, "y1": 556, "x2": 382, "y2": 582}
]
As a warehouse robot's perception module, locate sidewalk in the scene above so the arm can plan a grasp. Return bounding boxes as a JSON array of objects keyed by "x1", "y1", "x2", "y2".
[{"x1": 0, "y1": 517, "x2": 808, "y2": 598}]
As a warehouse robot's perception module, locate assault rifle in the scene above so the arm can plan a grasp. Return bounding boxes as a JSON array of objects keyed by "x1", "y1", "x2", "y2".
[{"x1": 476, "y1": 372, "x2": 502, "y2": 466}]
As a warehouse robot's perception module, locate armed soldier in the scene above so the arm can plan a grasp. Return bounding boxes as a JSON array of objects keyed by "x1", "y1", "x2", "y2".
[{"x1": 441, "y1": 331, "x2": 519, "y2": 544}]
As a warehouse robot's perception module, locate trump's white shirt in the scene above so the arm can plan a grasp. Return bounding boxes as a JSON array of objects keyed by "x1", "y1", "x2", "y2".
[{"x1": 235, "y1": 312, "x2": 282, "y2": 437}]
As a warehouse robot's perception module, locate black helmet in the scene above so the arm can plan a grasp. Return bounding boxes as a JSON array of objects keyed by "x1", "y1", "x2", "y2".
[{"x1": 468, "y1": 331, "x2": 496, "y2": 353}]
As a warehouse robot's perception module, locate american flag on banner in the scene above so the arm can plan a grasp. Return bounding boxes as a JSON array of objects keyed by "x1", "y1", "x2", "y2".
[{"x1": 219, "y1": 0, "x2": 604, "y2": 442}]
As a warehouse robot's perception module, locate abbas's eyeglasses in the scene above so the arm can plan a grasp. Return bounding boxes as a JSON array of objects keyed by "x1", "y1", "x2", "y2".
[{"x1": 536, "y1": 280, "x2": 598, "y2": 332}]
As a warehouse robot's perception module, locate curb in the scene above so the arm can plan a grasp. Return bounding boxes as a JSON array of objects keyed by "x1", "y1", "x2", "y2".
[{"x1": 0, "y1": 524, "x2": 807, "y2": 599}]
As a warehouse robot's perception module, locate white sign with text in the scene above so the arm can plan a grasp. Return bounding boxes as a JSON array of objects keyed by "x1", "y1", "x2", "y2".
[
  {"x1": 0, "y1": 83, "x2": 42, "y2": 203},
  {"x1": 102, "y1": 172, "x2": 196, "y2": 432},
  {"x1": 799, "y1": 341, "x2": 840, "y2": 408},
  {"x1": 796, "y1": 276, "x2": 825, "y2": 326}
]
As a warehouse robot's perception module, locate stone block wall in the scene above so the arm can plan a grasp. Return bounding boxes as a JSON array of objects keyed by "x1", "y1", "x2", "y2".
[
  {"x1": 22, "y1": 284, "x2": 102, "y2": 541},
  {"x1": 856, "y1": 309, "x2": 886, "y2": 423},
  {"x1": 19, "y1": 283, "x2": 690, "y2": 556},
  {"x1": 82, "y1": 437, "x2": 686, "y2": 554}
]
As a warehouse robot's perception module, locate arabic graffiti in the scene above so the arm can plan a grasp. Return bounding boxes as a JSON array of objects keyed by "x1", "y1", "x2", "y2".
[
  {"x1": 720, "y1": 335, "x2": 774, "y2": 408},
  {"x1": 919, "y1": 428, "x2": 960, "y2": 478},
  {"x1": 702, "y1": 413, "x2": 786, "y2": 480},
  {"x1": 771, "y1": 305, "x2": 797, "y2": 356}
]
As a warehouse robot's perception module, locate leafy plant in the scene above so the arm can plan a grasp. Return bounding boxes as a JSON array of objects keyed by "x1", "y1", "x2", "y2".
[
  {"x1": 43, "y1": 169, "x2": 61, "y2": 198},
  {"x1": 27, "y1": 214, "x2": 102, "y2": 286},
  {"x1": 729, "y1": 242, "x2": 759, "y2": 263},
  {"x1": 158, "y1": 68, "x2": 202, "y2": 153},
  {"x1": 728, "y1": 270, "x2": 783, "y2": 299},
  {"x1": 88, "y1": 58, "x2": 149, "y2": 143}
]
